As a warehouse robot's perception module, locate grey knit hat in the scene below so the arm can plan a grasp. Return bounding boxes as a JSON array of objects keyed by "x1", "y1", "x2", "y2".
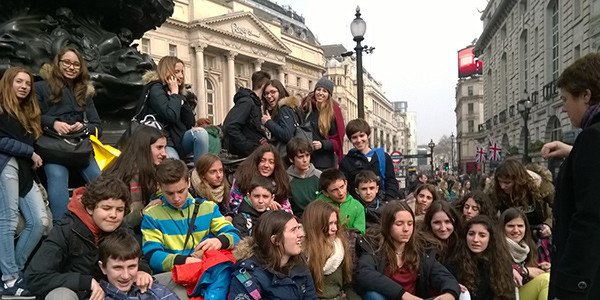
[{"x1": 314, "y1": 77, "x2": 334, "y2": 95}]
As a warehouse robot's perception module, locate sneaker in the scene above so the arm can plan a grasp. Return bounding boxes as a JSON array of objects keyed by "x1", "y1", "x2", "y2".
[{"x1": 3, "y1": 278, "x2": 35, "y2": 299}]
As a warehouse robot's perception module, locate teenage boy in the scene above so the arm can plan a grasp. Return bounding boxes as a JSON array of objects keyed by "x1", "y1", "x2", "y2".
[
  {"x1": 286, "y1": 137, "x2": 321, "y2": 217},
  {"x1": 355, "y1": 170, "x2": 389, "y2": 229},
  {"x1": 232, "y1": 176, "x2": 275, "y2": 237},
  {"x1": 223, "y1": 70, "x2": 271, "y2": 157},
  {"x1": 315, "y1": 168, "x2": 365, "y2": 234},
  {"x1": 98, "y1": 229, "x2": 179, "y2": 300},
  {"x1": 339, "y1": 118, "x2": 400, "y2": 202},
  {"x1": 25, "y1": 175, "x2": 153, "y2": 300},
  {"x1": 141, "y1": 158, "x2": 239, "y2": 275}
]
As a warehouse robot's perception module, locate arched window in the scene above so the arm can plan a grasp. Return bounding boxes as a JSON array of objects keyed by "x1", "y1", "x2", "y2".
[{"x1": 205, "y1": 79, "x2": 214, "y2": 123}]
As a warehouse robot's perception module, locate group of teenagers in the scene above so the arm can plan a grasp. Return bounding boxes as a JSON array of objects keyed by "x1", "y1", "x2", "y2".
[{"x1": 2, "y1": 43, "x2": 600, "y2": 300}]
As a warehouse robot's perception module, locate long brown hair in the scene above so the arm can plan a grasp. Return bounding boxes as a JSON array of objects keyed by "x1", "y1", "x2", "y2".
[
  {"x1": 492, "y1": 159, "x2": 541, "y2": 207},
  {"x1": 453, "y1": 215, "x2": 515, "y2": 299},
  {"x1": 156, "y1": 56, "x2": 184, "y2": 93},
  {"x1": 499, "y1": 208, "x2": 537, "y2": 267},
  {"x1": 302, "y1": 200, "x2": 352, "y2": 294},
  {"x1": 234, "y1": 144, "x2": 290, "y2": 202},
  {"x1": 379, "y1": 200, "x2": 421, "y2": 273},
  {"x1": 46, "y1": 46, "x2": 91, "y2": 107},
  {"x1": 420, "y1": 200, "x2": 463, "y2": 261},
  {"x1": 253, "y1": 211, "x2": 304, "y2": 274},
  {"x1": 261, "y1": 79, "x2": 289, "y2": 120},
  {"x1": 194, "y1": 153, "x2": 230, "y2": 206},
  {"x1": 302, "y1": 91, "x2": 334, "y2": 137},
  {"x1": 0, "y1": 67, "x2": 42, "y2": 138}
]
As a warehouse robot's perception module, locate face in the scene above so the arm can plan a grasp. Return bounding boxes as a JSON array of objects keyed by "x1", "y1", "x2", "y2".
[
  {"x1": 174, "y1": 62, "x2": 185, "y2": 85},
  {"x1": 416, "y1": 189, "x2": 434, "y2": 213},
  {"x1": 466, "y1": 224, "x2": 490, "y2": 254},
  {"x1": 324, "y1": 179, "x2": 348, "y2": 203},
  {"x1": 248, "y1": 186, "x2": 274, "y2": 212},
  {"x1": 59, "y1": 51, "x2": 82, "y2": 80},
  {"x1": 279, "y1": 218, "x2": 305, "y2": 264},
  {"x1": 327, "y1": 212, "x2": 338, "y2": 239},
  {"x1": 350, "y1": 131, "x2": 370, "y2": 153},
  {"x1": 258, "y1": 152, "x2": 275, "y2": 177},
  {"x1": 560, "y1": 88, "x2": 590, "y2": 128},
  {"x1": 100, "y1": 258, "x2": 138, "y2": 293},
  {"x1": 497, "y1": 177, "x2": 514, "y2": 195},
  {"x1": 13, "y1": 72, "x2": 31, "y2": 100},
  {"x1": 264, "y1": 84, "x2": 279, "y2": 108},
  {"x1": 504, "y1": 217, "x2": 526, "y2": 243},
  {"x1": 464, "y1": 181, "x2": 471, "y2": 189},
  {"x1": 86, "y1": 198, "x2": 125, "y2": 232},
  {"x1": 291, "y1": 152, "x2": 310, "y2": 172},
  {"x1": 314, "y1": 87, "x2": 330, "y2": 103},
  {"x1": 150, "y1": 137, "x2": 167, "y2": 166},
  {"x1": 431, "y1": 211, "x2": 455, "y2": 240},
  {"x1": 419, "y1": 175, "x2": 427, "y2": 183},
  {"x1": 204, "y1": 160, "x2": 224, "y2": 187},
  {"x1": 462, "y1": 198, "x2": 480, "y2": 221},
  {"x1": 356, "y1": 180, "x2": 379, "y2": 203},
  {"x1": 159, "y1": 178, "x2": 190, "y2": 209},
  {"x1": 390, "y1": 210, "x2": 414, "y2": 245}
]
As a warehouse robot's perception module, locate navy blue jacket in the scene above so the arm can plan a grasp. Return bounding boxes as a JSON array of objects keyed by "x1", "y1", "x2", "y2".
[{"x1": 223, "y1": 88, "x2": 266, "y2": 157}]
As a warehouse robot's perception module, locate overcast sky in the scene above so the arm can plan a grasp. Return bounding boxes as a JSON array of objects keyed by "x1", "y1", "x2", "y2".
[{"x1": 275, "y1": 0, "x2": 488, "y2": 145}]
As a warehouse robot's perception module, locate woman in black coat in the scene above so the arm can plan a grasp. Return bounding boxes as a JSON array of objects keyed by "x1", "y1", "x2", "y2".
[{"x1": 545, "y1": 53, "x2": 600, "y2": 300}]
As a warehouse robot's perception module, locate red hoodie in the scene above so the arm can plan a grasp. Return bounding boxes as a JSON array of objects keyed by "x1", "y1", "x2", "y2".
[{"x1": 67, "y1": 187, "x2": 102, "y2": 243}]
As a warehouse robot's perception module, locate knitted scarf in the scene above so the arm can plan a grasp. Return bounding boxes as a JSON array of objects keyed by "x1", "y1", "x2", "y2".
[
  {"x1": 323, "y1": 238, "x2": 345, "y2": 275},
  {"x1": 505, "y1": 237, "x2": 530, "y2": 264},
  {"x1": 191, "y1": 169, "x2": 225, "y2": 204},
  {"x1": 581, "y1": 103, "x2": 600, "y2": 129}
]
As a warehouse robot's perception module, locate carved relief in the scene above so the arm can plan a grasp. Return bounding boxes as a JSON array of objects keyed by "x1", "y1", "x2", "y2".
[{"x1": 231, "y1": 22, "x2": 261, "y2": 39}]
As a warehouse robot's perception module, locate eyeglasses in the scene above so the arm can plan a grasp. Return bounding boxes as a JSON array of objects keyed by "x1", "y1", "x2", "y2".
[
  {"x1": 59, "y1": 60, "x2": 81, "y2": 69},
  {"x1": 266, "y1": 90, "x2": 278, "y2": 95}
]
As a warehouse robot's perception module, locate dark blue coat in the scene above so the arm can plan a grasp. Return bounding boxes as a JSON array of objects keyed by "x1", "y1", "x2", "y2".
[
  {"x1": 223, "y1": 88, "x2": 266, "y2": 157},
  {"x1": 339, "y1": 148, "x2": 400, "y2": 201}
]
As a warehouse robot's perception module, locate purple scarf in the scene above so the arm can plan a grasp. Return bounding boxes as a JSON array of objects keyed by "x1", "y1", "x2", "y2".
[{"x1": 581, "y1": 103, "x2": 600, "y2": 129}]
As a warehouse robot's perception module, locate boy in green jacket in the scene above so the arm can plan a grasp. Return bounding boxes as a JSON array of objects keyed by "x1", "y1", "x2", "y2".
[{"x1": 315, "y1": 168, "x2": 365, "y2": 234}]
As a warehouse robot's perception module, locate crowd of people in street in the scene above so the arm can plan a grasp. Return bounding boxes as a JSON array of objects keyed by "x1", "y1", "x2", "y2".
[{"x1": 2, "y1": 45, "x2": 600, "y2": 300}]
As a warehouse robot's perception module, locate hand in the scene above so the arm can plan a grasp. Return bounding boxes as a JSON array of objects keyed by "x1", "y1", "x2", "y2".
[
  {"x1": 513, "y1": 268, "x2": 523, "y2": 287},
  {"x1": 268, "y1": 201, "x2": 282, "y2": 211},
  {"x1": 400, "y1": 292, "x2": 422, "y2": 300},
  {"x1": 70, "y1": 122, "x2": 84, "y2": 132},
  {"x1": 433, "y1": 293, "x2": 455, "y2": 300},
  {"x1": 167, "y1": 75, "x2": 179, "y2": 95},
  {"x1": 185, "y1": 257, "x2": 202, "y2": 264},
  {"x1": 312, "y1": 140, "x2": 322, "y2": 150},
  {"x1": 458, "y1": 283, "x2": 468, "y2": 293},
  {"x1": 539, "y1": 224, "x2": 552, "y2": 238},
  {"x1": 195, "y1": 237, "x2": 222, "y2": 252},
  {"x1": 53, "y1": 120, "x2": 71, "y2": 135},
  {"x1": 135, "y1": 271, "x2": 153, "y2": 293},
  {"x1": 31, "y1": 152, "x2": 43, "y2": 169},
  {"x1": 225, "y1": 215, "x2": 233, "y2": 222},
  {"x1": 538, "y1": 261, "x2": 551, "y2": 272},
  {"x1": 527, "y1": 267, "x2": 546, "y2": 278},
  {"x1": 89, "y1": 278, "x2": 105, "y2": 300},
  {"x1": 259, "y1": 137, "x2": 268, "y2": 145},
  {"x1": 261, "y1": 111, "x2": 271, "y2": 124},
  {"x1": 541, "y1": 141, "x2": 572, "y2": 159}
]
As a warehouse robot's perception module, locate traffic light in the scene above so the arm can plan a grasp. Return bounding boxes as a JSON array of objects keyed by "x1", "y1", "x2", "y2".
[{"x1": 444, "y1": 163, "x2": 449, "y2": 170}]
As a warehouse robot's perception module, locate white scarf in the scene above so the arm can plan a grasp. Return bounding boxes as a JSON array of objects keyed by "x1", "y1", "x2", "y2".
[
  {"x1": 505, "y1": 237, "x2": 530, "y2": 264},
  {"x1": 323, "y1": 238, "x2": 345, "y2": 275}
]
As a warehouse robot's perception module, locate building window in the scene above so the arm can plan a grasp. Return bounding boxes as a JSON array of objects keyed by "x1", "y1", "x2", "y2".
[
  {"x1": 297, "y1": 76, "x2": 301, "y2": 87},
  {"x1": 520, "y1": 31, "x2": 528, "y2": 93},
  {"x1": 468, "y1": 103, "x2": 474, "y2": 114},
  {"x1": 235, "y1": 63, "x2": 247, "y2": 76},
  {"x1": 574, "y1": 0, "x2": 581, "y2": 19},
  {"x1": 205, "y1": 79, "x2": 214, "y2": 123},
  {"x1": 169, "y1": 44, "x2": 177, "y2": 56},
  {"x1": 284, "y1": 73, "x2": 288, "y2": 85},
  {"x1": 574, "y1": 44, "x2": 581, "y2": 60},
  {"x1": 467, "y1": 86, "x2": 473, "y2": 96},
  {"x1": 141, "y1": 38, "x2": 150, "y2": 54},
  {"x1": 308, "y1": 80, "x2": 313, "y2": 90},
  {"x1": 204, "y1": 55, "x2": 217, "y2": 69},
  {"x1": 549, "y1": 1, "x2": 559, "y2": 80},
  {"x1": 520, "y1": 0, "x2": 527, "y2": 16},
  {"x1": 468, "y1": 120, "x2": 475, "y2": 133}
]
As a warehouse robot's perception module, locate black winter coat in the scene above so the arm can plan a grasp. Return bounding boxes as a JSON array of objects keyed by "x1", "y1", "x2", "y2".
[
  {"x1": 223, "y1": 88, "x2": 266, "y2": 157},
  {"x1": 339, "y1": 148, "x2": 400, "y2": 201},
  {"x1": 25, "y1": 213, "x2": 150, "y2": 299},
  {"x1": 549, "y1": 113, "x2": 600, "y2": 300},
  {"x1": 265, "y1": 96, "x2": 301, "y2": 158},
  {"x1": 143, "y1": 81, "x2": 195, "y2": 156},
  {"x1": 305, "y1": 109, "x2": 337, "y2": 170},
  {"x1": 354, "y1": 236, "x2": 460, "y2": 300},
  {"x1": 231, "y1": 199, "x2": 264, "y2": 238}
]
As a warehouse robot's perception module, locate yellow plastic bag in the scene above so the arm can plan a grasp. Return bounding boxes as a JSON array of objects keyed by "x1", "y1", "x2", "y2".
[{"x1": 90, "y1": 134, "x2": 121, "y2": 171}]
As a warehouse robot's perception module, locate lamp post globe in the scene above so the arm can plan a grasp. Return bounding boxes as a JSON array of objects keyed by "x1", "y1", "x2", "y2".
[
  {"x1": 350, "y1": 6, "x2": 366, "y2": 119},
  {"x1": 350, "y1": 6, "x2": 366, "y2": 42}
]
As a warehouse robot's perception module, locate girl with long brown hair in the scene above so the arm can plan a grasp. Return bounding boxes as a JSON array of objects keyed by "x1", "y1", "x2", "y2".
[
  {"x1": 355, "y1": 201, "x2": 459, "y2": 299},
  {"x1": 35, "y1": 46, "x2": 102, "y2": 221},
  {"x1": 420, "y1": 200, "x2": 463, "y2": 263},
  {"x1": 300, "y1": 77, "x2": 345, "y2": 170},
  {"x1": 190, "y1": 153, "x2": 232, "y2": 219},
  {"x1": 229, "y1": 144, "x2": 292, "y2": 213},
  {"x1": 0, "y1": 66, "x2": 48, "y2": 297},
  {"x1": 302, "y1": 200, "x2": 353, "y2": 299}
]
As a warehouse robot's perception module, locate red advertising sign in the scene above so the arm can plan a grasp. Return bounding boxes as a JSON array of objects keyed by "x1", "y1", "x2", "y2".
[{"x1": 458, "y1": 47, "x2": 483, "y2": 78}]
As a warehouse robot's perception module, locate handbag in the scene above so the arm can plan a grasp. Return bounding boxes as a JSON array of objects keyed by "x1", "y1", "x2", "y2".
[
  {"x1": 116, "y1": 89, "x2": 164, "y2": 149},
  {"x1": 90, "y1": 130, "x2": 121, "y2": 171},
  {"x1": 35, "y1": 127, "x2": 93, "y2": 167}
]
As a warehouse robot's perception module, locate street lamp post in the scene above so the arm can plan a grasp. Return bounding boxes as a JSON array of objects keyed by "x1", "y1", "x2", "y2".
[
  {"x1": 517, "y1": 90, "x2": 533, "y2": 163},
  {"x1": 456, "y1": 136, "x2": 462, "y2": 174},
  {"x1": 450, "y1": 133, "x2": 455, "y2": 175},
  {"x1": 428, "y1": 139, "x2": 436, "y2": 177},
  {"x1": 348, "y1": 6, "x2": 374, "y2": 119}
]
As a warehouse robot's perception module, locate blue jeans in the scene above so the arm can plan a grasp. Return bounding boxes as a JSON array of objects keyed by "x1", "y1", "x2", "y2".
[
  {"x1": 363, "y1": 291, "x2": 387, "y2": 300},
  {"x1": 0, "y1": 158, "x2": 49, "y2": 281},
  {"x1": 44, "y1": 158, "x2": 101, "y2": 221},
  {"x1": 166, "y1": 128, "x2": 209, "y2": 162}
]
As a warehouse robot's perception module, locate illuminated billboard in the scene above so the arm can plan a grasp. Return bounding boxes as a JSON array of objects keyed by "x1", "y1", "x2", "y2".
[{"x1": 458, "y1": 47, "x2": 482, "y2": 78}]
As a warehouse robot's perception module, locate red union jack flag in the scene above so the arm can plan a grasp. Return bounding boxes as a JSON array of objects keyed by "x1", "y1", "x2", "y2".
[
  {"x1": 488, "y1": 140, "x2": 502, "y2": 161},
  {"x1": 476, "y1": 145, "x2": 487, "y2": 163}
]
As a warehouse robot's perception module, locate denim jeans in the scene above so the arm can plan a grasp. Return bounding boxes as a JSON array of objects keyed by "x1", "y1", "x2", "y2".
[
  {"x1": 43, "y1": 158, "x2": 101, "y2": 221},
  {"x1": 0, "y1": 158, "x2": 49, "y2": 281},
  {"x1": 363, "y1": 291, "x2": 387, "y2": 300},
  {"x1": 165, "y1": 128, "x2": 209, "y2": 162}
]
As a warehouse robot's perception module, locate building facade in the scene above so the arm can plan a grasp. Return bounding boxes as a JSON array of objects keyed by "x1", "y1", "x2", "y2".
[
  {"x1": 455, "y1": 76, "x2": 484, "y2": 174},
  {"x1": 474, "y1": 0, "x2": 595, "y2": 164},
  {"x1": 137, "y1": 0, "x2": 325, "y2": 124}
]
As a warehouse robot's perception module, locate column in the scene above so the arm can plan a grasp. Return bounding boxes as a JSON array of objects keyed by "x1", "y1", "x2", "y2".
[
  {"x1": 254, "y1": 58, "x2": 264, "y2": 72},
  {"x1": 226, "y1": 51, "x2": 237, "y2": 111},
  {"x1": 192, "y1": 43, "x2": 207, "y2": 117},
  {"x1": 277, "y1": 67, "x2": 285, "y2": 83}
]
